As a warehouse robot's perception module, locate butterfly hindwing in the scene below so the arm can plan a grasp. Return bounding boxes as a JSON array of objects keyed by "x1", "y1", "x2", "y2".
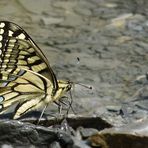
[{"x1": 0, "y1": 68, "x2": 53, "y2": 119}]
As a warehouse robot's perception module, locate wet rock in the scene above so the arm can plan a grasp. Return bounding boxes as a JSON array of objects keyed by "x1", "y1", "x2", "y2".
[
  {"x1": 0, "y1": 120, "x2": 72, "y2": 146},
  {"x1": 97, "y1": 119, "x2": 148, "y2": 148},
  {"x1": 17, "y1": 0, "x2": 52, "y2": 14},
  {"x1": 87, "y1": 134, "x2": 109, "y2": 148},
  {"x1": 61, "y1": 13, "x2": 84, "y2": 27},
  {"x1": 52, "y1": 1, "x2": 77, "y2": 10},
  {"x1": 74, "y1": 7, "x2": 92, "y2": 16},
  {"x1": 106, "y1": 105, "x2": 122, "y2": 112},
  {"x1": 78, "y1": 127, "x2": 99, "y2": 138},
  {"x1": 71, "y1": 137, "x2": 91, "y2": 148},
  {"x1": 0, "y1": 120, "x2": 94, "y2": 148},
  {"x1": 40, "y1": 17, "x2": 64, "y2": 25},
  {"x1": 49, "y1": 141, "x2": 61, "y2": 148}
]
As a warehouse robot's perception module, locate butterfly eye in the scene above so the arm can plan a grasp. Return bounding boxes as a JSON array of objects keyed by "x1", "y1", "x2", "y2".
[{"x1": 66, "y1": 85, "x2": 72, "y2": 91}]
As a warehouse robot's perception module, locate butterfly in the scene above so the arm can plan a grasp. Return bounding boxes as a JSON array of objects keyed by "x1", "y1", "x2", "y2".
[{"x1": 0, "y1": 21, "x2": 72, "y2": 119}]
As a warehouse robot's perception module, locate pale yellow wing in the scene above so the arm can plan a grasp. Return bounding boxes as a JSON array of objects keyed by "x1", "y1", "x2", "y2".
[
  {"x1": 0, "y1": 21, "x2": 58, "y2": 93},
  {"x1": 0, "y1": 68, "x2": 53, "y2": 119}
]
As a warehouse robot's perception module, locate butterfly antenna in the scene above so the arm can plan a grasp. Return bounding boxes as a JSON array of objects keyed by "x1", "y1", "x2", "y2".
[{"x1": 74, "y1": 82, "x2": 92, "y2": 90}]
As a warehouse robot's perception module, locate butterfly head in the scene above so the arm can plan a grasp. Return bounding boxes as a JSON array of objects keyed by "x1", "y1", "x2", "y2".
[
  {"x1": 58, "y1": 80, "x2": 72, "y2": 92},
  {"x1": 53, "y1": 80, "x2": 72, "y2": 101}
]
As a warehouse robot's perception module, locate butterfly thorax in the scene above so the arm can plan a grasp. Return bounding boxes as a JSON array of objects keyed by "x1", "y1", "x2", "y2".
[{"x1": 53, "y1": 80, "x2": 72, "y2": 101}]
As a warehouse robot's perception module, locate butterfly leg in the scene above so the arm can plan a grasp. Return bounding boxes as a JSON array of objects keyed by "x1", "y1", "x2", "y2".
[
  {"x1": 59, "y1": 98, "x2": 76, "y2": 115},
  {"x1": 54, "y1": 101, "x2": 63, "y2": 114},
  {"x1": 37, "y1": 104, "x2": 48, "y2": 124},
  {"x1": 54, "y1": 99, "x2": 71, "y2": 115},
  {"x1": 66, "y1": 91, "x2": 76, "y2": 115}
]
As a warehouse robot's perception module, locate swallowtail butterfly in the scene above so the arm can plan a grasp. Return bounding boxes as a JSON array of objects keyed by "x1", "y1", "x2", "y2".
[{"x1": 0, "y1": 21, "x2": 72, "y2": 119}]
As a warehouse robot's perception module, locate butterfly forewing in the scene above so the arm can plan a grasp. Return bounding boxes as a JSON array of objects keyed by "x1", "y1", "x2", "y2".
[
  {"x1": 0, "y1": 21, "x2": 58, "y2": 91},
  {"x1": 2, "y1": 38, "x2": 47, "y2": 75}
]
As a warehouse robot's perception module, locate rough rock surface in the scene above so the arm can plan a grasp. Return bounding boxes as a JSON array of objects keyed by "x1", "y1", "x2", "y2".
[{"x1": 0, "y1": 0, "x2": 148, "y2": 147}]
